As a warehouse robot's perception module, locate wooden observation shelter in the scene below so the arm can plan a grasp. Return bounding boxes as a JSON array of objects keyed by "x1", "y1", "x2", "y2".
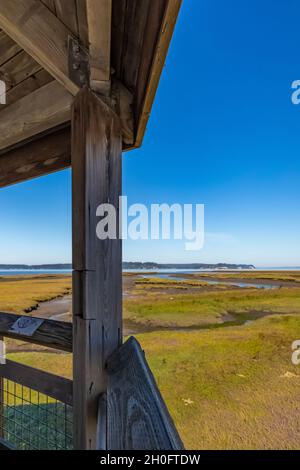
[{"x1": 0, "y1": 0, "x2": 183, "y2": 450}]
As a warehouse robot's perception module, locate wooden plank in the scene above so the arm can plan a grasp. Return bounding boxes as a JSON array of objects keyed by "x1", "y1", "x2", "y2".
[
  {"x1": 0, "y1": 126, "x2": 71, "y2": 188},
  {"x1": 0, "y1": 311, "x2": 72, "y2": 352},
  {"x1": 111, "y1": 0, "x2": 151, "y2": 92},
  {"x1": 0, "y1": 30, "x2": 21, "y2": 67},
  {"x1": 135, "y1": 0, "x2": 182, "y2": 147},
  {"x1": 76, "y1": 0, "x2": 89, "y2": 47},
  {"x1": 111, "y1": 79, "x2": 134, "y2": 146},
  {"x1": 72, "y1": 87, "x2": 122, "y2": 449},
  {"x1": 0, "y1": 360, "x2": 73, "y2": 406},
  {"x1": 0, "y1": 50, "x2": 41, "y2": 91},
  {"x1": 0, "y1": 81, "x2": 72, "y2": 151},
  {"x1": 0, "y1": 0, "x2": 79, "y2": 95},
  {"x1": 86, "y1": 0, "x2": 112, "y2": 93},
  {"x1": 54, "y1": 0, "x2": 79, "y2": 37},
  {"x1": 40, "y1": 0, "x2": 56, "y2": 12},
  {"x1": 123, "y1": 0, "x2": 151, "y2": 92},
  {"x1": 4, "y1": 70, "x2": 53, "y2": 109},
  {"x1": 110, "y1": 0, "x2": 181, "y2": 149},
  {"x1": 107, "y1": 337, "x2": 184, "y2": 450},
  {"x1": 111, "y1": 0, "x2": 126, "y2": 80}
]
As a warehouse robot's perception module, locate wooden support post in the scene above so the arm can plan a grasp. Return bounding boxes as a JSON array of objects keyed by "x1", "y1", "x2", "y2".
[{"x1": 72, "y1": 87, "x2": 122, "y2": 450}]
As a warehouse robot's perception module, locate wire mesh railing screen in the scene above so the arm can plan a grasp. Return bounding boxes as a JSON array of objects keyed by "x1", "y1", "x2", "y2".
[{"x1": 0, "y1": 378, "x2": 73, "y2": 450}]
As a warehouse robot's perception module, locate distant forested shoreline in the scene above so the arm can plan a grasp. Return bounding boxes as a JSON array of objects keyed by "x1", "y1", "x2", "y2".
[{"x1": 0, "y1": 262, "x2": 255, "y2": 270}]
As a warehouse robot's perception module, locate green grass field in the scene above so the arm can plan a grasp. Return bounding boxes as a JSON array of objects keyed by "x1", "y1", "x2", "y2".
[
  {"x1": 138, "y1": 314, "x2": 300, "y2": 449},
  {"x1": 1, "y1": 273, "x2": 300, "y2": 449},
  {"x1": 124, "y1": 284, "x2": 300, "y2": 328}
]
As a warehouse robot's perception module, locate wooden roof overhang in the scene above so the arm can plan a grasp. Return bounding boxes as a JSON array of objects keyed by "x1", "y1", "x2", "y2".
[{"x1": 0, "y1": 0, "x2": 182, "y2": 188}]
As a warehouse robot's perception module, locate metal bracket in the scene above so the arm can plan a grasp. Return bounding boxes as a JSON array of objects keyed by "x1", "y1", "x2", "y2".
[
  {"x1": 9, "y1": 317, "x2": 44, "y2": 337},
  {"x1": 68, "y1": 36, "x2": 89, "y2": 88}
]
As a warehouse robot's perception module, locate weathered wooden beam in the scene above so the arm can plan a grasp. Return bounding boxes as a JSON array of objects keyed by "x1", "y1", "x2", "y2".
[
  {"x1": 87, "y1": 0, "x2": 112, "y2": 94},
  {"x1": 0, "y1": 126, "x2": 71, "y2": 188},
  {"x1": 72, "y1": 87, "x2": 122, "y2": 450},
  {"x1": 0, "y1": 312, "x2": 72, "y2": 352},
  {"x1": 54, "y1": 0, "x2": 79, "y2": 37},
  {"x1": 0, "y1": 359, "x2": 73, "y2": 406},
  {"x1": 0, "y1": 29, "x2": 21, "y2": 67},
  {"x1": 76, "y1": 0, "x2": 89, "y2": 47},
  {"x1": 0, "y1": 81, "x2": 72, "y2": 151},
  {"x1": 107, "y1": 337, "x2": 184, "y2": 450},
  {"x1": 4, "y1": 70, "x2": 53, "y2": 110},
  {"x1": 0, "y1": 0, "x2": 79, "y2": 95}
]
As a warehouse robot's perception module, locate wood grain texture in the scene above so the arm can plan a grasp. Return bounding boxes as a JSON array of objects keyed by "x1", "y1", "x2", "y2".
[
  {"x1": 4, "y1": 70, "x2": 53, "y2": 109},
  {"x1": 87, "y1": 0, "x2": 112, "y2": 93},
  {"x1": 76, "y1": 0, "x2": 89, "y2": 47},
  {"x1": 54, "y1": 0, "x2": 78, "y2": 36},
  {"x1": 0, "y1": 0, "x2": 79, "y2": 95},
  {"x1": 0, "y1": 50, "x2": 41, "y2": 91},
  {"x1": 40, "y1": 0, "x2": 56, "y2": 12},
  {"x1": 0, "y1": 359, "x2": 73, "y2": 406},
  {"x1": 0, "y1": 80, "x2": 72, "y2": 151},
  {"x1": 107, "y1": 337, "x2": 184, "y2": 450},
  {"x1": 111, "y1": 0, "x2": 182, "y2": 149},
  {"x1": 0, "y1": 30, "x2": 21, "y2": 67},
  {"x1": 0, "y1": 125, "x2": 71, "y2": 188},
  {"x1": 0, "y1": 311, "x2": 72, "y2": 352},
  {"x1": 72, "y1": 87, "x2": 122, "y2": 449},
  {"x1": 123, "y1": 0, "x2": 151, "y2": 92},
  {"x1": 111, "y1": 0, "x2": 150, "y2": 92}
]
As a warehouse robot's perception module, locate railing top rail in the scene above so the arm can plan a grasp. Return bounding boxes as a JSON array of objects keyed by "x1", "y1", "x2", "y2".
[
  {"x1": 0, "y1": 311, "x2": 72, "y2": 352},
  {"x1": 0, "y1": 359, "x2": 73, "y2": 406}
]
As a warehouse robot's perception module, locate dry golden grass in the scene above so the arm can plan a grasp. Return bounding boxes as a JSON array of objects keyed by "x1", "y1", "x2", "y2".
[{"x1": 0, "y1": 275, "x2": 71, "y2": 314}]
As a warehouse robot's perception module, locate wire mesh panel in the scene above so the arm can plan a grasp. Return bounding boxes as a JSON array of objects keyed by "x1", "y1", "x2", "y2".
[{"x1": 0, "y1": 378, "x2": 73, "y2": 450}]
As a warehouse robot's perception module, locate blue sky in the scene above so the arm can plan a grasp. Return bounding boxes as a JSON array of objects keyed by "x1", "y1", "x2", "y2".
[{"x1": 1, "y1": 0, "x2": 300, "y2": 267}]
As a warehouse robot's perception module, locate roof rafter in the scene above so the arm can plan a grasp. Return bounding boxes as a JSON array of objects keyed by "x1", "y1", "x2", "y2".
[
  {"x1": 0, "y1": 81, "x2": 73, "y2": 151},
  {"x1": 0, "y1": 0, "x2": 79, "y2": 95}
]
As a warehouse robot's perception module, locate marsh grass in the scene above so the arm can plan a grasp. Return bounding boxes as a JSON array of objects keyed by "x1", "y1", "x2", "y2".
[
  {"x1": 187, "y1": 271, "x2": 300, "y2": 283},
  {"x1": 124, "y1": 286, "x2": 300, "y2": 328},
  {"x1": 0, "y1": 275, "x2": 71, "y2": 314},
  {"x1": 1, "y1": 273, "x2": 300, "y2": 449},
  {"x1": 137, "y1": 314, "x2": 300, "y2": 449}
]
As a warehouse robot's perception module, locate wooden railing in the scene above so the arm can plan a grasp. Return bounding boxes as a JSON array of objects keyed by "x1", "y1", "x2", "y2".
[
  {"x1": 105, "y1": 337, "x2": 184, "y2": 450},
  {"x1": 0, "y1": 311, "x2": 72, "y2": 352},
  {"x1": 0, "y1": 360, "x2": 73, "y2": 406},
  {"x1": 0, "y1": 312, "x2": 73, "y2": 450},
  {"x1": 0, "y1": 312, "x2": 183, "y2": 450}
]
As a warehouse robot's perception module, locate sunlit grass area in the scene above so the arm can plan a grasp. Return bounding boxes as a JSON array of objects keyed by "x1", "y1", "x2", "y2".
[
  {"x1": 0, "y1": 275, "x2": 71, "y2": 314},
  {"x1": 124, "y1": 285, "x2": 300, "y2": 328},
  {"x1": 1, "y1": 273, "x2": 300, "y2": 449},
  {"x1": 7, "y1": 352, "x2": 72, "y2": 379},
  {"x1": 137, "y1": 314, "x2": 300, "y2": 449},
  {"x1": 7, "y1": 315, "x2": 300, "y2": 449},
  {"x1": 188, "y1": 271, "x2": 300, "y2": 282}
]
